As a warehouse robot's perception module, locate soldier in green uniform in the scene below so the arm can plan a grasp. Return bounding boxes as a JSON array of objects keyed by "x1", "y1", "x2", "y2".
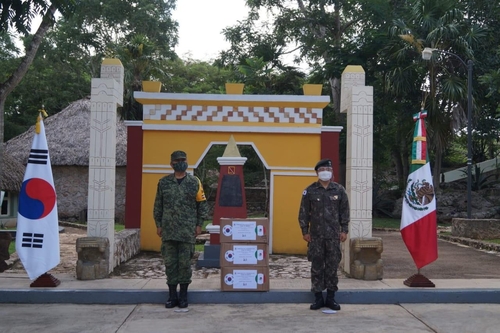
[
  {"x1": 154, "y1": 150, "x2": 209, "y2": 309},
  {"x1": 298, "y1": 159, "x2": 350, "y2": 311}
]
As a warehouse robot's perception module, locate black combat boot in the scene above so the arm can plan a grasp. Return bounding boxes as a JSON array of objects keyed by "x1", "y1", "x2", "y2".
[
  {"x1": 309, "y1": 292, "x2": 325, "y2": 310},
  {"x1": 325, "y1": 289, "x2": 341, "y2": 311},
  {"x1": 178, "y1": 283, "x2": 189, "y2": 308},
  {"x1": 165, "y1": 284, "x2": 178, "y2": 308}
]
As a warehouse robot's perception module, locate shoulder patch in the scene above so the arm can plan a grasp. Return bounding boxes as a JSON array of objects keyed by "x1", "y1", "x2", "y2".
[
  {"x1": 302, "y1": 190, "x2": 307, "y2": 196},
  {"x1": 196, "y1": 177, "x2": 207, "y2": 202}
]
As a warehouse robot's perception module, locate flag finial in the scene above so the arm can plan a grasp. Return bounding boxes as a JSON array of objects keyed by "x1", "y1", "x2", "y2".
[{"x1": 36, "y1": 105, "x2": 48, "y2": 134}]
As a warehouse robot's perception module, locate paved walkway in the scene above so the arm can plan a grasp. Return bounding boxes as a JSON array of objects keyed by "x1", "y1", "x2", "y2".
[
  {"x1": 1, "y1": 303, "x2": 499, "y2": 333},
  {"x1": 1, "y1": 230, "x2": 500, "y2": 306},
  {"x1": 2, "y1": 230, "x2": 500, "y2": 333}
]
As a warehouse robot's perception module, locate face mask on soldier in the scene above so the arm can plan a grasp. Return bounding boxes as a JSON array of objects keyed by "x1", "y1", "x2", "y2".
[
  {"x1": 318, "y1": 171, "x2": 332, "y2": 181},
  {"x1": 173, "y1": 161, "x2": 188, "y2": 172}
]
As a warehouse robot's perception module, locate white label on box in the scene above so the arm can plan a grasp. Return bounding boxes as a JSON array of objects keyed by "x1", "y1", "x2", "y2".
[
  {"x1": 233, "y1": 245, "x2": 258, "y2": 265},
  {"x1": 233, "y1": 270, "x2": 258, "y2": 289},
  {"x1": 232, "y1": 221, "x2": 257, "y2": 240}
]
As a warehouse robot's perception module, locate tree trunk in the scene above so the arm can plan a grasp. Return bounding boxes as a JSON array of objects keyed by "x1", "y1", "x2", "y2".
[
  {"x1": 0, "y1": 5, "x2": 56, "y2": 186},
  {"x1": 263, "y1": 164, "x2": 269, "y2": 217},
  {"x1": 329, "y1": 77, "x2": 341, "y2": 114},
  {"x1": 391, "y1": 148, "x2": 405, "y2": 190},
  {"x1": 0, "y1": 97, "x2": 4, "y2": 189},
  {"x1": 433, "y1": 147, "x2": 443, "y2": 192}
]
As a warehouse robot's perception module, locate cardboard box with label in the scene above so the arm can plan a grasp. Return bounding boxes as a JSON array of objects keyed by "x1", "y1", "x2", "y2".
[
  {"x1": 221, "y1": 266, "x2": 270, "y2": 291},
  {"x1": 220, "y1": 243, "x2": 269, "y2": 267},
  {"x1": 219, "y1": 218, "x2": 269, "y2": 244}
]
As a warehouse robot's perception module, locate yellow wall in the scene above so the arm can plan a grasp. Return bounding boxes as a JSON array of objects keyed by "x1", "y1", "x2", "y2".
[
  {"x1": 142, "y1": 131, "x2": 320, "y2": 168},
  {"x1": 140, "y1": 130, "x2": 321, "y2": 252},
  {"x1": 272, "y1": 174, "x2": 317, "y2": 254}
]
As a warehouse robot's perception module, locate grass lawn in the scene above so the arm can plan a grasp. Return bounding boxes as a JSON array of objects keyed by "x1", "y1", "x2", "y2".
[
  {"x1": 202, "y1": 220, "x2": 211, "y2": 231},
  {"x1": 115, "y1": 224, "x2": 125, "y2": 232},
  {"x1": 372, "y1": 217, "x2": 400, "y2": 229},
  {"x1": 372, "y1": 218, "x2": 448, "y2": 229},
  {"x1": 9, "y1": 242, "x2": 15, "y2": 255},
  {"x1": 484, "y1": 239, "x2": 500, "y2": 244}
]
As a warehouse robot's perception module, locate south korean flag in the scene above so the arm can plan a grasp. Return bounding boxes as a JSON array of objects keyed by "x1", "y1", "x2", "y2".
[{"x1": 15, "y1": 113, "x2": 60, "y2": 280}]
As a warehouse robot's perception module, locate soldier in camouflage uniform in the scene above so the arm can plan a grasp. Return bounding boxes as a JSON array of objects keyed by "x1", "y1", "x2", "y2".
[
  {"x1": 298, "y1": 159, "x2": 350, "y2": 311},
  {"x1": 154, "y1": 150, "x2": 209, "y2": 309}
]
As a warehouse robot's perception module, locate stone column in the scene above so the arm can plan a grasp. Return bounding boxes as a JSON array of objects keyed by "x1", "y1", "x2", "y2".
[
  {"x1": 88, "y1": 59, "x2": 124, "y2": 273},
  {"x1": 340, "y1": 65, "x2": 374, "y2": 275}
]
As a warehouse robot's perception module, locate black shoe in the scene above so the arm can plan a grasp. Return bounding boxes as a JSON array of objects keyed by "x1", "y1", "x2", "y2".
[
  {"x1": 178, "y1": 283, "x2": 189, "y2": 308},
  {"x1": 165, "y1": 284, "x2": 178, "y2": 308},
  {"x1": 325, "y1": 289, "x2": 341, "y2": 311},
  {"x1": 310, "y1": 292, "x2": 325, "y2": 310}
]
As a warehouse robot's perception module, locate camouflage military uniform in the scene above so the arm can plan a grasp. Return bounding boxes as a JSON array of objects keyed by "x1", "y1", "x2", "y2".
[
  {"x1": 298, "y1": 181, "x2": 350, "y2": 293},
  {"x1": 154, "y1": 174, "x2": 208, "y2": 285}
]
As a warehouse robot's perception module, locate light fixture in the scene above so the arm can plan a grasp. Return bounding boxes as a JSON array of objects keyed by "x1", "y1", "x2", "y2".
[{"x1": 421, "y1": 47, "x2": 436, "y2": 61}]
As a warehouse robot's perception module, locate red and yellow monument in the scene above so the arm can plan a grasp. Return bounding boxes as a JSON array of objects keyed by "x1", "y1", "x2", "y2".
[{"x1": 125, "y1": 84, "x2": 341, "y2": 255}]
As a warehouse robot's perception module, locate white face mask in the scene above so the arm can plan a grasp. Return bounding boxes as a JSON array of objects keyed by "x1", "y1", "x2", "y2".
[{"x1": 318, "y1": 171, "x2": 332, "y2": 181}]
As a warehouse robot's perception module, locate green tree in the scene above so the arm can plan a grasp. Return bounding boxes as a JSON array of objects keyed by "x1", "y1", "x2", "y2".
[
  {"x1": 238, "y1": 0, "x2": 391, "y2": 114},
  {"x1": 4, "y1": 0, "x2": 179, "y2": 125},
  {"x1": 162, "y1": 58, "x2": 233, "y2": 94},
  {"x1": 386, "y1": 0, "x2": 486, "y2": 187},
  {"x1": 0, "y1": 1, "x2": 75, "y2": 191}
]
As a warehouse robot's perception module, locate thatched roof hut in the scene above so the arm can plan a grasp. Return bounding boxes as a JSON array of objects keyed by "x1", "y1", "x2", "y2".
[
  {"x1": 4, "y1": 98, "x2": 127, "y2": 166},
  {"x1": 0, "y1": 151, "x2": 25, "y2": 191}
]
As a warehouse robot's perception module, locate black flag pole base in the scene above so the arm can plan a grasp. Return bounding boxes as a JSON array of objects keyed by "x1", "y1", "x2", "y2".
[
  {"x1": 30, "y1": 273, "x2": 61, "y2": 288},
  {"x1": 403, "y1": 273, "x2": 435, "y2": 288}
]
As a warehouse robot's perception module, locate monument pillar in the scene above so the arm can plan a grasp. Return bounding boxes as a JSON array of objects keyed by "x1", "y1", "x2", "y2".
[
  {"x1": 340, "y1": 65, "x2": 380, "y2": 278},
  {"x1": 86, "y1": 58, "x2": 124, "y2": 274}
]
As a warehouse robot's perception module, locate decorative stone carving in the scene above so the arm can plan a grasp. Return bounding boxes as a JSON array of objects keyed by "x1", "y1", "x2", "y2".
[
  {"x1": 350, "y1": 237, "x2": 383, "y2": 280},
  {"x1": 76, "y1": 237, "x2": 110, "y2": 280}
]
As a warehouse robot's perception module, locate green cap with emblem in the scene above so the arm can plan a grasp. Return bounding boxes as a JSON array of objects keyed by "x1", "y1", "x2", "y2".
[
  {"x1": 314, "y1": 159, "x2": 332, "y2": 171},
  {"x1": 171, "y1": 150, "x2": 187, "y2": 161}
]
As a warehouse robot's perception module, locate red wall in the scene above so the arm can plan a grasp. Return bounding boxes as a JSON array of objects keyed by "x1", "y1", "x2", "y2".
[
  {"x1": 125, "y1": 125, "x2": 143, "y2": 229},
  {"x1": 321, "y1": 131, "x2": 341, "y2": 183}
]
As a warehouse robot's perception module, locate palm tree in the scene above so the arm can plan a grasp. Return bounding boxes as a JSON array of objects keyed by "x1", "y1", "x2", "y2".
[
  {"x1": 386, "y1": 0, "x2": 485, "y2": 187},
  {"x1": 113, "y1": 34, "x2": 169, "y2": 120}
]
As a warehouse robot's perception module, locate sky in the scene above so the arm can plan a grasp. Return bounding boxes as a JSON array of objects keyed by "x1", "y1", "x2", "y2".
[
  {"x1": 25, "y1": 1, "x2": 304, "y2": 69},
  {"x1": 172, "y1": 0, "x2": 251, "y2": 61}
]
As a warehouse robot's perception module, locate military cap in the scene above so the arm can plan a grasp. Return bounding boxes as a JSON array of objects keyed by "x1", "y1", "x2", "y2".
[
  {"x1": 171, "y1": 150, "x2": 187, "y2": 161},
  {"x1": 314, "y1": 158, "x2": 332, "y2": 171}
]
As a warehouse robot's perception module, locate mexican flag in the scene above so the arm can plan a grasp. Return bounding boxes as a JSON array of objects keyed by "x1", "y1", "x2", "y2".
[{"x1": 400, "y1": 110, "x2": 438, "y2": 269}]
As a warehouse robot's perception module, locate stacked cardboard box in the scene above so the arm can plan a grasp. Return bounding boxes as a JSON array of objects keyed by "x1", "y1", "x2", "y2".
[{"x1": 219, "y1": 218, "x2": 270, "y2": 291}]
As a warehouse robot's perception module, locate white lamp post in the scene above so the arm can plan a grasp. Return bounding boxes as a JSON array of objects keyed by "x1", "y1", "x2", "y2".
[{"x1": 422, "y1": 47, "x2": 473, "y2": 219}]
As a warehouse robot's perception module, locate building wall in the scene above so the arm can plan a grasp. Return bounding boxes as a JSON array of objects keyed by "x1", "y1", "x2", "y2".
[
  {"x1": 53, "y1": 166, "x2": 126, "y2": 222},
  {"x1": 140, "y1": 131, "x2": 320, "y2": 253}
]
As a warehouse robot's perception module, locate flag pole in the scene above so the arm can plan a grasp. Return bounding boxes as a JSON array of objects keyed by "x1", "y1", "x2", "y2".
[{"x1": 400, "y1": 108, "x2": 438, "y2": 288}]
